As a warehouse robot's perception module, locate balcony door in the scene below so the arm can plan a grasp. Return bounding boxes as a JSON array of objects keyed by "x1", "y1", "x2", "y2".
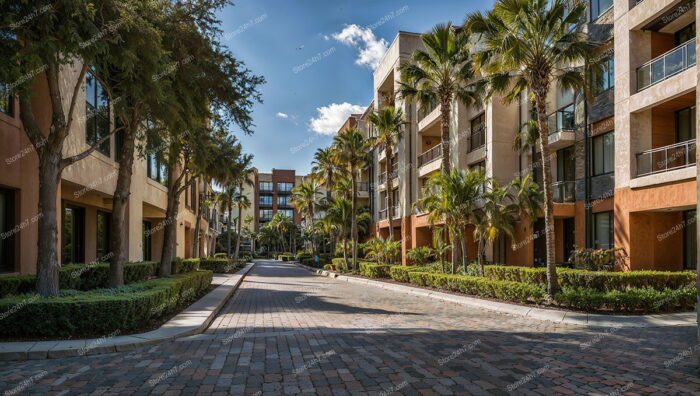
[
  {"x1": 676, "y1": 106, "x2": 696, "y2": 143},
  {"x1": 556, "y1": 146, "x2": 575, "y2": 182}
]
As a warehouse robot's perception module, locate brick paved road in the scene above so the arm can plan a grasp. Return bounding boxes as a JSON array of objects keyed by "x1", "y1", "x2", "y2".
[{"x1": 1, "y1": 260, "x2": 699, "y2": 395}]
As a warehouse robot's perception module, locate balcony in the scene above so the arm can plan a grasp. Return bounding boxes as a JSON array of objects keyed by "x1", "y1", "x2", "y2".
[
  {"x1": 378, "y1": 172, "x2": 387, "y2": 187},
  {"x1": 547, "y1": 104, "x2": 576, "y2": 149},
  {"x1": 635, "y1": 140, "x2": 696, "y2": 177},
  {"x1": 552, "y1": 181, "x2": 575, "y2": 203},
  {"x1": 358, "y1": 181, "x2": 369, "y2": 198},
  {"x1": 418, "y1": 145, "x2": 443, "y2": 167},
  {"x1": 418, "y1": 99, "x2": 438, "y2": 121},
  {"x1": 637, "y1": 39, "x2": 696, "y2": 92},
  {"x1": 469, "y1": 127, "x2": 486, "y2": 152},
  {"x1": 378, "y1": 206, "x2": 399, "y2": 221}
]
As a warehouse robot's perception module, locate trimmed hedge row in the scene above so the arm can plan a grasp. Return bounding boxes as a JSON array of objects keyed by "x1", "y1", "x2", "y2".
[
  {"x1": 553, "y1": 287, "x2": 696, "y2": 312},
  {"x1": 482, "y1": 265, "x2": 696, "y2": 292},
  {"x1": 359, "y1": 262, "x2": 391, "y2": 278},
  {"x1": 0, "y1": 262, "x2": 160, "y2": 298},
  {"x1": 389, "y1": 265, "x2": 431, "y2": 283},
  {"x1": 172, "y1": 258, "x2": 200, "y2": 274},
  {"x1": 199, "y1": 259, "x2": 239, "y2": 273},
  {"x1": 278, "y1": 254, "x2": 294, "y2": 262},
  {"x1": 0, "y1": 270, "x2": 213, "y2": 337}
]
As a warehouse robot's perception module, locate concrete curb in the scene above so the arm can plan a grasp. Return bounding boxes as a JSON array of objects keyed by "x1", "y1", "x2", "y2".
[
  {"x1": 0, "y1": 262, "x2": 256, "y2": 361},
  {"x1": 293, "y1": 262, "x2": 695, "y2": 328}
]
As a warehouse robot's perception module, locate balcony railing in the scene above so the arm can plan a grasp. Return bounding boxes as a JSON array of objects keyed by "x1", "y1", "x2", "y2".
[
  {"x1": 552, "y1": 181, "x2": 575, "y2": 203},
  {"x1": 379, "y1": 208, "x2": 387, "y2": 220},
  {"x1": 636, "y1": 140, "x2": 696, "y2": 177},
  {"x1": 378, "y1": 206, "x2": 399, "y2": 220},
  {"x1": 548, "y1": 104, "x2": 576, "y2": 134},
  {"x1": 469, "y1": 127, "x2": 486, "y2": 152},
  {"x1": 378, "y1": 172, "x2": 387, "y2": 185},
  {"x1": 358, "y1": 181, "x2": 369, "y2": 192},
  {"x1": 418, "y1": 145, "x2": 443, "y2": 167},
  {"x1": 637, "y1": 38, "x2": 696, "y2": 92}
]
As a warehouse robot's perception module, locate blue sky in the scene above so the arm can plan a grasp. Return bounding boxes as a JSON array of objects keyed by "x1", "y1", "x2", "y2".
[{"x1": 217, "y1": 0, "x2": 491, "y2": 175}]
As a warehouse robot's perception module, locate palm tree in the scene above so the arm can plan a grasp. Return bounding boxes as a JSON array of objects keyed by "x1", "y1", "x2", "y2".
[
  {"x1": 473, "y1": 181, "x2": 516, "y2": 275},
  {"x1": 509, "y1": 174, "x2": 544, "y2": 229},
  {"x1": 291, "y1": 181, "x2": 322, "y2": 253},
  {"x1": 311, "y1": 147, "x2": 338, "y2": 202},
  {"x1": 333, "y1": 128, "x2": 371, "y2": 270},
  {"x1": 233, "y1": 193, "x2": 251, "y2": 262},
  {"x1": 398, "y1": 23, "x2": 480, "y2": 175},
  {"x1": 465, "y1": 0, "x2": 598, "y2": 295},
  {"x1": 214, "y1": 184, "x2": 237, "y2": 258},
  {"x1": 368, "y1": 106, "x2": 405, "y2": 241},
  {"x1": 326, "y1": 197, "x2": 371, "y2": 269}
]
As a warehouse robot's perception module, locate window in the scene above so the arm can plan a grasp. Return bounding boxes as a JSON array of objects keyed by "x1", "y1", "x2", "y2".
[
  {"x1": 190, "y1": 178, "x2": 197, "y2": 211},
  {"x1": 278, "y1": 196, "x2": 290, "y2": 207},
  {"x1": 259, "y1": 209, "x2": 273, "y2": 220},
  {"x1": 259, "y1": 181, "x2": 272, "y2": 192},
  {"x1": 279, "y1": 209, "x2": 294, "y2": 218},
  {"x1": 277, "y1": 182, "x2": 294, "y2": 193},
  {"x1": 184, "y1": 175, "x2": 189, "y2": 207},
  {"x1": 0, "y1": 188, "x2": 16, "y2": 273},
  {"x1": 147, "y1": 154, "x2": 168, "y2": 185},
  {"x1": 470, "y1": 113, "x2": 486, "y2": 151},
  {"x1": 0, "y1": 83, "x2": 13, "y2": 117},
  {"x1": 62, "y1": 205, "x2": 85, "y2": 264},
  {"x1": 676, "y1": 106, "x2": 696, "y2": 143},
  {"x1": 85, "y1": 71, "x2": 111, "y2": 156},
  {"x1": 675, "y1": 23, "x2": 696, "y2": 46},
  {"x1": 557, "y1": 146, "x2": 576, "y2": 181},
  {"x1": 471, "y1": 161, "x2": 486, "y2": 193},
  {"x1": 593, "y1": 55, "x2": 614, "y2": 95},
  {"x1": 592, "y1": 132, "x2": 614, "y2": 176},
  {"x1": 590, "y1": 0, "x2": 613, "y2": 21},
  {"x1": 260, "y1": 195, "x2": 272, "y2": 206},
  {"x1": 96, "y1": 211, "x2": 111, "y2": 260},
  {"x1": 593, "y1": 211, "x2": 613, "y2": 249},
  {"x1": 142, "y1": 221, "x2": 152, "y2": 261}
]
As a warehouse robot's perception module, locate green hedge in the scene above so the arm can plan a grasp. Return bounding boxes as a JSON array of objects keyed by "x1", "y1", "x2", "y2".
[
  {"x1": 0, "y1": 262, "x2": 160, "y2": 298},
  {"x1": 277, "y1": 254, "x2": 294, "y2": 262},
  {"x1": 359, "y1": 262, "x2": 391, "y2": 278},
  {"x1": 199, "y1": 259, "x2": 238, "y2": 273},
  {"x1": 482, "y1": 265, "x2": 696, "y2": 292},
  {"x1": 0, "y1": 270, "x2": 213, "y2": 338},
  {"x1": 389, "y1": 265, "x2": 431, "y2": 283},
  {"x1": 172, "y1": 258, "x2": 200, "y2": 274},
  {"x1": 553, "y1": 287, "x2": 696, "y2": 313},
  {"x1": 213, "y1": 253, "x2": 228, "y2": 259}
]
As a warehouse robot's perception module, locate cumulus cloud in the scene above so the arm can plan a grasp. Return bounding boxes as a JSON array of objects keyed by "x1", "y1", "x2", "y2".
[
  {"x1": 276, "y1": 112, "x2": 289, "y2": 119},
  {"x1": 309, "y1": 102, "x2": 365, "y2": 135},
  {"x1": 332, "y1": 24, "x2": 388, "y2": 69}
]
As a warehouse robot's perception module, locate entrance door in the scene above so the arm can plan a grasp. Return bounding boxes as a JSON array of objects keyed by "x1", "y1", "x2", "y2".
[
  {"x1": 563, "y1": 218, "x2": 575, "y2": 264},
  {"x1": 533, "y1": 219, "x2": 546, "y2": 267}
]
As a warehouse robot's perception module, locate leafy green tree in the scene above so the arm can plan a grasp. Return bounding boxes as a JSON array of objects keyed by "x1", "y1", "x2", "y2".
[
  {"x1": 465, "y1": 0, "x2": 597, "y2": 295},
  {"x1": 368, "y1": 106, "x2": 405, "y2": 241},
  {"x1": 473, "y1": 181, "x2": 516, "y2": 275},
  {"x1": 311, "y1": 147, "x2": 338, "y2": 203},
  {"x1": 333, "y1": 128, "x2": 371, "y2": 270},
  {"x1": 398, "y1": 23, "x2": 479, "y2": 175}
]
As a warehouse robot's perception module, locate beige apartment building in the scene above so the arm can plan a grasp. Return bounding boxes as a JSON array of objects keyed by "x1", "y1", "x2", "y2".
[
  {"x1": 347, "y1": 0, "x2": 697, "y2": 270},
  {"x1": 0, "y1": 64, "x2": 221, "y2": 275}
]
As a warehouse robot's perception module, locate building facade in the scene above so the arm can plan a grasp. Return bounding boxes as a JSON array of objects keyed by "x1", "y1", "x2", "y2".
[
  {"x1": 240, "y1": 168, "x2": 305, "y2": 232},
  {"x1": 0, "y1": 64, "x2": 220, "y2": 275},
  {"x1": 344, "y1": 0, "x2": 697, "y2": 270}
]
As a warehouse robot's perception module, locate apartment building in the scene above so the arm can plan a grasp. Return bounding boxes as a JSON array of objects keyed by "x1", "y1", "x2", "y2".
[
  {"x1": 241, "y1": 168, "x2": 304, "y2": 232},
  {"x1": 336, "y1": 113, "x2": 373, "y2": 210},
  {"x1": 352, "y1": 0, "x2": 697, "y2": 270},
  {"x1": 0, "y1": 65, "x2": 220, "y2": 275}
]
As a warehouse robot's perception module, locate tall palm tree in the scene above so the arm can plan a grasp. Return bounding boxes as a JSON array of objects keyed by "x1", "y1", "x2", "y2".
[
  {"x1": 398, "y1": 23, "x2": 480, "y2": 175},
  {"x1": 465, "y1": 0, "x2": 598, "y2": 295},
  {"x1": 473, "y1": 181, "x2": 516, "y2": 275},
  {"x1": 311, "y1": 147, "x2": 338, "y2": 202},
  {"x1": 333, "y1": 128, "x2": 371, "y2": 270},
  {"x1": 233, "y1": 193, "x2": 251, "y2": 262},
  {"x1": 326, "y1": 197, "x2": 371, "y2": 268},
  {"x1": 368, "y1": 106, "x2": 405, "y2": 241},
  {"x1": 214, "y1": 184, "x2": 237, "y2": 258},
  {"x1": 291, "y1": 181, "x2": 322, "y2": 253}
]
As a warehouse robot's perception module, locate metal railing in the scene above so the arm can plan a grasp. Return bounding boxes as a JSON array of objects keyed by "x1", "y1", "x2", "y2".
[
  {"x1": 637, "y1": 38, "x2": 696, "y2": 91},
  {"x1": 548, "y1": 103, "x2": 576, "y2": 134},
  {"x1": 469, "y1": 127, "x2": 486, "y2": 152},
  {"x1": 418, "y1": 145, "x2": 443, "y2": 167},
  {"x1": 552, "y1": 181, "x2": 575, "y2": 203},
  {"x1": 636, "y1": 140, "x2": 696, "y2": 177},
  {"x1": 378, "y1": 172, "x2": 387, "y2": 185},
  {"x1": 358, "y1": 181, "x2": 369, "y2": 192},
  {"x1": 379, "y1": 208, "x2": 387, "y2": 220}
]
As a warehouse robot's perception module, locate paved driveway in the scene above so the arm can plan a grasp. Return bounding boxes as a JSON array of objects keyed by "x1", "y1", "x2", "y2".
[{"x1": 1, "y1": 260, "x2": 699, "y2": 395}]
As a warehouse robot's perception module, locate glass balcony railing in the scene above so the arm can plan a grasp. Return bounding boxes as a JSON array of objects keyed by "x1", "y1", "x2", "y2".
[
  {"x1": 636, "y1": 140, "x2": 696, "y2": 177},
  {"x1": 548, "y1": 104, "x2": 576, "y2": 135},
  {"x1": 552, "y1": 181, "x2": 575, "y2": 203},
  {"x1": 469, "y1": 127, "x2": 486, "y2": 152},
  {"x1": 418, "y1": 145, "x2": 443, "y2": 167},
  {"x1": 637, "y1": 38, "x2": 696, "y2": 92}
]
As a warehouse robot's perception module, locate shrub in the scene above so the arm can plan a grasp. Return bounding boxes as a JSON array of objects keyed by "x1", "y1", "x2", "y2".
[
  {"x1": 323, "y1": 264, "x2": 334, "y2": 270},
  {"x1": 568, "y1": 246, "x2": 627, "y2": 271},
  {"x1": 213, "y1": 253, "x2": 228, "y2": 259},
  {"x1": 553, "y1": 286, "x2": 696, "y2": 313},
  {"x1": 0, "y1": 270, "x2": 213, "y2": 338},
  {"x1": 331, "y1": 258, "x2": 349, "y2": 272},
  {"x1": 172, "y1": 258, "x2": 200, "y2": 274},
  {"x1": 0, "y1": 262, "x2": 159, "y2": 298},
  {"x1": 406, "y1": 247, "x2": 434, "y2": 266},
  {"x1": 277, "y1": 254, "x2": 294, "y2": 262},
  {"x1": 199, "y1": 259, "x2": 237, "y2": 273},
  {"x1": 388, "y1": 265, "x2": 431, "y2": 283},
  {"x1": 359, "y1": 262, "x2": 391, "y2": 278},
  {"x1": 296, "y1": 251, "x2": 312, "y2": 260}
]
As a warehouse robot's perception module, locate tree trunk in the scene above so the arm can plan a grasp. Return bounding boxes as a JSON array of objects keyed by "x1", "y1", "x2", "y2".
[
  {"x1": 386, "y1": 147, "x2": 394, "y2": 241},
  {"x1": 534, "y1": 90, "x2": 560, "y2": 296},
  {"x1": 227, "y1": 206, "x2": 232, "y2": 257},
  {"x1": 343, "y1": 238, "x2": 349, "y2": 270},
  {"x1": 193, "y1": 180, "x2": 205, "y2": 259},
  {"x1": 460, "y1": 230, "x2": 467, "y2": 273},
  {"x1": 351, "y1": 165, "x2": 358, "y2": 270},
  {"x1": 450, "y1": 228, "x2": 458, "y2": 274},
  {"x1": 160, "y1": 187, "x2": 180, "y2": 277},
  {"x1": 235, "y1": 203, "x2": 242, "y2": 261},
  {"x1": 695, "y1": 11, "x2": 700, "y2": 370},
  {"x1": 109, "y1": 124, "x2": 136, "y2": 287},
  {"x1": 478, "y1": 238, "x2": 485, "y2": 276},
  {"x1": 36, "y1": 151, "x2": 62, "y2": 297},
  {"x1": 440, "y1": 99, "x2": 452, "y2": 174}
]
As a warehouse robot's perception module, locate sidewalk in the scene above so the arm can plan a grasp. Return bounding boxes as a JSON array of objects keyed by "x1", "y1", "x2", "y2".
[
  {"x1": 0, "y1": 262, "x2": 255, "y2": 361},
  {"x1": 294, "y1": 262, "x2": 695, "y2": 329}
]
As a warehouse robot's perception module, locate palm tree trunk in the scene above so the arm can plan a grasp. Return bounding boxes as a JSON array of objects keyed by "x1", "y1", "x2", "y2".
[
  {"x1": 227, "y1": 206, "x2": 232, "y2": 258},
  {"x1": 343, "y1": 238, "x2": 349, "y2": 270},
  {"x1": 351, "y1": 165, "x2": 358, "y2": 270},
  {"x1": 386, "y1": 147, "x2": 394, "y2": 241},
  {"x1": 478, "y1": 238, "x2": 485, "y2": 276},
  {"x1": 460, "y1": 230, "x2": 467, "y2": 273},
  {"x1": 450, "y1": 228, "x2": 458, "y2": 274},
  {"x1": 440, "y1": 99, "x2": 452, "y2": 174},
  {"x1": 235, "y1": 203, "x2": 242, "y2": 261},
  {"x1": 109, "y1": 123, "x2": 136, "y2": 287},
  {"x1": 534, "y1": 90, "x2": 560, "y2": 296}
]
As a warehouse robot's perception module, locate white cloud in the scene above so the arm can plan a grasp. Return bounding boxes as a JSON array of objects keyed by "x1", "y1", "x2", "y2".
[
  {"x1": 332, "y1": 24, "x2": 388, "y2": 69},
  {"x1": 276, "y1": 112, "x2": 289, "y2": 119},
  {"x1": 309, "y1": 102, "x2": 365, "y2": 135}
]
